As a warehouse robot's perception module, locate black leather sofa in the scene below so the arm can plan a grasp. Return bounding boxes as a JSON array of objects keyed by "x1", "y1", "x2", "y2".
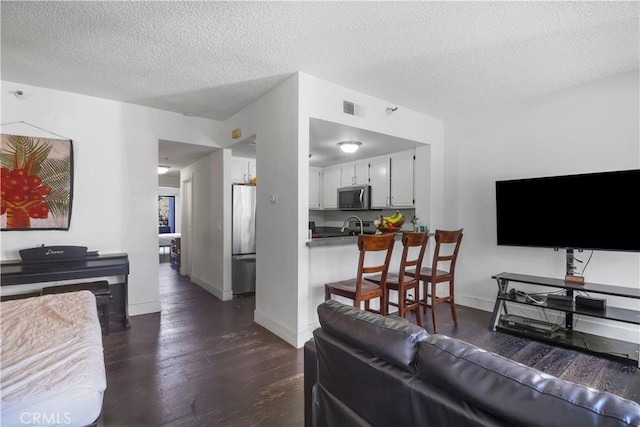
[{"x1": 304, "y1": 300, "x2": 640, "y2": 427}]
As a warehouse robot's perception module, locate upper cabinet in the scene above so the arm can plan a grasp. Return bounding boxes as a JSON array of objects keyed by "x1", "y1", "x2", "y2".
[
  {"x1": 369, "y1": 157, "x2": 390, "y2": 208},
  {"x1": 322, "y1": 166, "x2": 341, "y2": 209},
  {"x1": 309, "y1": 167, "x2": 322, "y2": 209},
  {"x1": 340, "y1": 160, "x2": 369, "y2": 187},
  {"x1": 310, "y1": 149, "x2": 415, "y2": 210},
  {"x1": 232, "y1": 157, "x2": 256, "y2": 183},
  {"x1": 369, "y1": 150, "x2": 415, "y2": 209},
  {"x1": 389, "y1": 151, "x2": 414, "y2": 207}
]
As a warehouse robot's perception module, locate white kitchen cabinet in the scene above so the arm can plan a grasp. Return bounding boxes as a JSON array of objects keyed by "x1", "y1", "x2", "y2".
[
  {"x1": 389, "y1": 151, "x2": 414, "y2": 207},
  {"x1": 369, "y1": 157, "x2": 390, "y2": 208},
  {"x1": 369, "y1": 150, "x2": 414, "y2": 208},
  {"x1": 309, "y1": 167, "x2": 322, "y2": 209},
  {"x1": 322, "y1": 166, "x2": 341, "y2": 209},
  {"x1": 340, "y1": 161, "x2": 369, "y2": 187},
  {"x1": 231, "y1": 157, "x2": 256, "y2": 183}
]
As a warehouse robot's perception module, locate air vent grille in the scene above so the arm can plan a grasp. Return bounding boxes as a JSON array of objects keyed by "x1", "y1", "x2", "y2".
[{"x1": 343, "y1": 101, "x2": 355, "y2": 115}]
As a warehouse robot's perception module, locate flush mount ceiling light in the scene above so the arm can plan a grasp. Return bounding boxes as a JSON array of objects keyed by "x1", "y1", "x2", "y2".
[
  {"x1": 337, "y1": 141, "x2": 362, "y2": 154},
  {"x1": 158, "y1": 166, "x2": 170, "y2": 175}
]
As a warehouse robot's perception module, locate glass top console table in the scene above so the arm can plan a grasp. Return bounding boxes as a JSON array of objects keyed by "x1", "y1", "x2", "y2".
[{"x1": 490, "y1": 272, "x2": 639, "y2": 366}]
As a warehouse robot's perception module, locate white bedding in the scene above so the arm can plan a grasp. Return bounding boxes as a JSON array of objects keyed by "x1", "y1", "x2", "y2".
[
  {"x1": 159, "y1": 232, "x2": 180, "y2": 247},
  {"x1": 1, "y1": 291, "x2": 106, "y2": 427}
]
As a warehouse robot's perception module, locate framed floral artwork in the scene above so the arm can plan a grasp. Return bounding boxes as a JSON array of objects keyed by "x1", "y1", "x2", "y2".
[{"x1": 1, "y1": 134, "x2": 74, "y2": 231}]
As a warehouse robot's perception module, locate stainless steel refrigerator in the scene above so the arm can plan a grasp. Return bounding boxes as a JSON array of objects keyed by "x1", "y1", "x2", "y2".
[{"x1": 232, "y1": 184, "x2": 256, "y2": 295}]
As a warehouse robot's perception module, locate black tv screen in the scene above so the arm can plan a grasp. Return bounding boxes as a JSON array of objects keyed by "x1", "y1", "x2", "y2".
[{"x1": 496, "y1": 169, "x2": 640, "y2": 252}]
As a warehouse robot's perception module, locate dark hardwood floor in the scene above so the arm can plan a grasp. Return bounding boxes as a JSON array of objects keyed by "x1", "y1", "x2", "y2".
[{"x1": 102, "y1": 262, "x2": 639, "y2": 426}]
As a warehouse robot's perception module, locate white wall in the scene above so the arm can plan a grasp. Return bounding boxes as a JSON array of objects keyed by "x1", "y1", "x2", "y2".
[
  {"x1": 1, "y1": 81, "x2": 221, "y2": 316},
  {"x1": 446, "y1": 71, "x2": 640, "y2": 343},
  {"x1": 158, "y1": 174, "x2": 180, "y2": 188},
  {"x1": 221, "y1": 75, "x2": 302, "y2": 345},
  {"x1": 298, "y1": 73, "x2": 444, "y2": 344},
  {"x1": 179, "y1": 148, "x2": 232, "y2": 301},
  {"x1": 220, "y1": 72, "x2": 444, "y2": 347}
]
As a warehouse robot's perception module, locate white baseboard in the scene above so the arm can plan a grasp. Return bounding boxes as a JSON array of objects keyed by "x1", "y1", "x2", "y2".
[
  {"x1": 191, "y1": 274, "x2": 233, "y2": 301},
  {"x1": 254, "y1": 309, "x2": 309, "y2": 349},
  {"x1": 456, "y1": 294, "x2": 495, "y2": 313},
  {"x1": 129, "y1": 300, "x2": 161, "y2": 316}
]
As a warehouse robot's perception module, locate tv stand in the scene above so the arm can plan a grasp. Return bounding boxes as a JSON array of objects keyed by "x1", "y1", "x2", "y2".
[{"x1": 490, "y1": 272, "x2": 640, "y2": 366}]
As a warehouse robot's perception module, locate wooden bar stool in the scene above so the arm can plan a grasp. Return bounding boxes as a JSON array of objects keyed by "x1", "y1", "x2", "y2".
[
  {"x1": 324, "y1": 233, "x2": 395, "y2": 315},
  {"x1": 408, "y1": 228, "x2": 463, "y2": 333},
  {"x1": 368, "y1": 232, "x2": 429, "y2": 326}
]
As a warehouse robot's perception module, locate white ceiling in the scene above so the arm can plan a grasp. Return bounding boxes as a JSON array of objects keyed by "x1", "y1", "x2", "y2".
[
  {"x1": 2, "y1": 1, "x2": 638, "y2": 171},
  {"x1": 158, "y1": 140, "x2": 219, "y2": 177}
]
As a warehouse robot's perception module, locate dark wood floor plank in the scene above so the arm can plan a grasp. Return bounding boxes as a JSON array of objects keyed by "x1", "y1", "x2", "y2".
[
  {"x1": 509, "y1": 342, "x2": 555, "y2": 367},
  {"x1": 557, "y1": 353, "x2": 607, "y2": 389},
  {"x1": 530, "y1": 346, "x2": 579, "y2": 377},
  {"x1": 624, "y1": 370, "x2": 640, "y2": 403},
  {"x1": 590, "y1": 359, "x2": 639, "y2": 399},
  {"x1": 101, "y1": 262, "x2": 639, "y2": 426}
]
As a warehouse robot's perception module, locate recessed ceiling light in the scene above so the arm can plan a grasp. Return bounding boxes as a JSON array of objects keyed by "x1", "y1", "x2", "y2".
[{"x1": 158, "y1": 166, "x2": 170, "y2": 175}]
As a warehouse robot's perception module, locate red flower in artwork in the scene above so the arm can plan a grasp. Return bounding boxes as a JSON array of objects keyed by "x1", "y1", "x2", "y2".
[{"x1": 1, "y1": 157, "x2": 52, "y2": 228}]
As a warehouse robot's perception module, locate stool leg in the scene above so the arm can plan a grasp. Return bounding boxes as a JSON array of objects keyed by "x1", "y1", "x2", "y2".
[
  {"x1": 449, "y1": 280, "x2": 458, "y2": 326},
  {"x1": 431, "y1": 282, "x2": 439, "y2": 333},
  {"x1": 103, "y1": 303, "x2": 110, "y2": 335}
]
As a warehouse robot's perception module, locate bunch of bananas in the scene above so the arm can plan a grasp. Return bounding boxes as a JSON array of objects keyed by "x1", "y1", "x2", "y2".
[{"x1": 374, "y1": 211, "x2": 405, "y2": 229}]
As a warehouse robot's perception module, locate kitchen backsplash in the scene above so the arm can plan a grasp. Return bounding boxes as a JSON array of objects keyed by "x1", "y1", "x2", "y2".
[{"x1": 310, "y1": 208, "x2": 417, "y2": 229}]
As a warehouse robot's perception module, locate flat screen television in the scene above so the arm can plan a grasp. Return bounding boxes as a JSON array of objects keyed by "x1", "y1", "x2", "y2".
[{"x1": 495, "y1": 169, "x2": 640, "y2": 252}]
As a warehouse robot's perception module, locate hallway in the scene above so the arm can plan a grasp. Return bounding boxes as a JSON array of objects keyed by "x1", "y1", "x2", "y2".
[{"x1": 101, "y1": 263, "x2": 304, "y2": 426}]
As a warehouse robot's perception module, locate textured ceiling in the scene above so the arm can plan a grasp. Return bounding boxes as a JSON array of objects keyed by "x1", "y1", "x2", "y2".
[
  {"x1": 2, "y1": 2, "x2": 638, "y2": 170},
  {"x1": 3, "y1": 1, "x2": 637, "y2": 122}
]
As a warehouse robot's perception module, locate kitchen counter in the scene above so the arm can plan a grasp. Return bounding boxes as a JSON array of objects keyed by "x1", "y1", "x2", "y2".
[{"x1": 307, "y1": 232, "x2": 403, "y2": 247}]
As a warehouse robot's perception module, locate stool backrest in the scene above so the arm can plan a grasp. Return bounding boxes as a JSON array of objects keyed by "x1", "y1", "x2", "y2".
[
  {"x1": 356, "y1": 233, "x2": 395, "y2": 291},
  {"x1": 398, "y1": 232, "x2": 429, "y2": 282},
  {"x1": 432, "y1": 229, "x2": 464, "y2": 276}
]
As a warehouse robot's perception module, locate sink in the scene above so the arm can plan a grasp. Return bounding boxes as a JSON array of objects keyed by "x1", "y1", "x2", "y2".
[
  {"x1": 312, "y1": 226, "x2": 358, "y2": 239},
  {"x1": 313, "y1": 231, "x2": 357, "y2": 238}
]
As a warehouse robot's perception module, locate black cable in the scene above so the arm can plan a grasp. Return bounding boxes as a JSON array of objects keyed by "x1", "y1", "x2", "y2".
[{"x1": 575, "y1": 251, "x2": 594, "y2": 276}]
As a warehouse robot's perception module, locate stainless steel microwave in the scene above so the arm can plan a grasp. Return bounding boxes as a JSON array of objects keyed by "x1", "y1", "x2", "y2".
[{"x1": 338, "y1": 185, "x2": 371, "y2": 210}]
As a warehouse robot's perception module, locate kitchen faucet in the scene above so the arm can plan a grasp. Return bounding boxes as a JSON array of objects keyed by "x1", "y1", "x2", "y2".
[{"x1": 341, "y1": 215, "x2": 363, "y2": 235}]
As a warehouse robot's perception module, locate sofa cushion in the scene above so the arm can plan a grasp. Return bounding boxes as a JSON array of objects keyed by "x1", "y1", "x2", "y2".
[
  {"x1": 317, "y1": 299, "x2": 428, "y2": 371},
  {"x1": 417, "y1": 334, "x2": 640, "y2": 427},
  {"x1": 313, "y1": 327, "x2": 417, "y2": 426}
]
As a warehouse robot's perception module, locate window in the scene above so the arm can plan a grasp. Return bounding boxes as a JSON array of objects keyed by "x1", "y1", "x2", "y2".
[{"x1": 158, "y1": 196, "x2": 175, "y2": 233}]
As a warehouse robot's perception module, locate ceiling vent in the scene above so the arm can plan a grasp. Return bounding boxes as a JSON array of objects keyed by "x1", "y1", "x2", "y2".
[{"x1": 343, "y1": 100, "x2": 355, "y2": 115}]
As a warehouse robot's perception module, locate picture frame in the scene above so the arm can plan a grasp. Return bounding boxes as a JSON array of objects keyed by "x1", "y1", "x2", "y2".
[{"x1": 1, "y1": 134, "x2": 74, "y2": 231}]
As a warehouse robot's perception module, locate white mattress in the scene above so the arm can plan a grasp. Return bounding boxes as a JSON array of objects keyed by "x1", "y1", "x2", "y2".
[
  {"x1": 1, "y1": 292, "x2": 106, "y2": 427},
  {"x1": 159, "y1": 232, "x2": 180, "y2": 247}
]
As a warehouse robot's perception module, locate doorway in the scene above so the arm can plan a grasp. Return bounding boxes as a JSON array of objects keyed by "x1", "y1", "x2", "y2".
[{"x1": 181, "y1": 175, "x2": 193, "y2": 278}]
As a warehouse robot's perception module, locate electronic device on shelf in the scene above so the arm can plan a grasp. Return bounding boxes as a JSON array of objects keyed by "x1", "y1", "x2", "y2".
[
  {"x1": 499, "y1": 314, "x2": 560, "y2": 336},
  {"x1": 546, "y1": 294, "x2": 573, "y2": 307},
  {"x1": 575, "y1": 295, "x2": 607, "y2": 311}
]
